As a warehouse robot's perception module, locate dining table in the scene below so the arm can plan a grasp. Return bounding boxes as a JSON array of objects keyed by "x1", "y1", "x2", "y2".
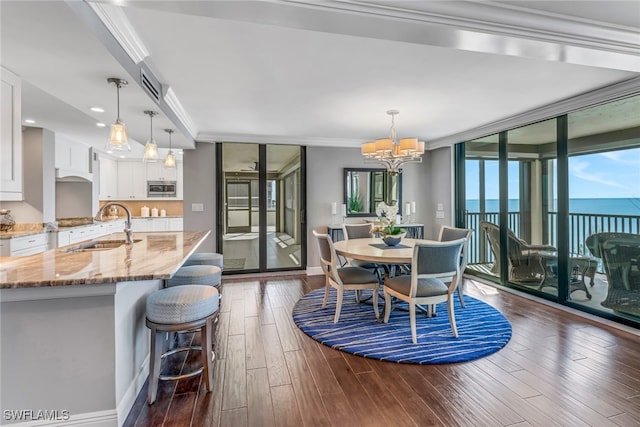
[{"x1": 333, "y1": 237, "x2": 432, "y2": 265}]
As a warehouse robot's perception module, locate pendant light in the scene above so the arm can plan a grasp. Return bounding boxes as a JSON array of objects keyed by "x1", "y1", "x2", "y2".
[
  {"x1": 164, "y1": 129, "x2": 176, "y2": 169},
  {"x1": 106, "y1": 77, "x2": 130, "y2": 151},
  {"x1": 142, "y1": 110, "x2": 159, "y2": 162}
]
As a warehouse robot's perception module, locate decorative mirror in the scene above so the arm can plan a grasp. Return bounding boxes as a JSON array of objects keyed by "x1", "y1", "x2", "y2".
[{"x1": 343, "y1": 168, "x2": 402, "y2": 217}]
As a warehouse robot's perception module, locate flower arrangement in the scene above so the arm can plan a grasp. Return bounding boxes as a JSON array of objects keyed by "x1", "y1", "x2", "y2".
[{"x1": 374, "y1": 201, "x2": 405, "y2": 236}]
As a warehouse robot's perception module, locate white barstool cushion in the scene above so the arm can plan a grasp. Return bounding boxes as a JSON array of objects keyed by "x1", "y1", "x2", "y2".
[
  {"x1": 147, "y1": 285, "x2": 219, "y2": 324},
  {"x1": 183, "y1": 252, "x2": 224, "y2": 269},
  {"x1": 167, "y1": 265, "x2": 222, "y2": 288}
]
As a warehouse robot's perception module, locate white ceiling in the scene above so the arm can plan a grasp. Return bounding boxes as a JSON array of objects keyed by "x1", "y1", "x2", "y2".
[{"x1": 1, "y1": 1, "x2": 638, "y2": 163}]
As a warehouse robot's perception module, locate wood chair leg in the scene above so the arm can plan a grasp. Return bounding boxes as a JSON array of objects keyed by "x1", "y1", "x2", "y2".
[
  {"x1": 447, "y1": 297, "x2": 458, "y2": 338},
  {"x1": 410, "y1": 303, "x2": 417, "y2": 344},
  {"x1": 334, "y1": 287, "x2": 344, "y2": 323},
  {"x1": 383, "y1": 292, "x2": 392, "y2": 323},
  {"x1": 322, "y1": 276, "x2": 330, "y2": 308},
  {"x1": 371, "y1": 286, "x2": 380, "y2": 319}
]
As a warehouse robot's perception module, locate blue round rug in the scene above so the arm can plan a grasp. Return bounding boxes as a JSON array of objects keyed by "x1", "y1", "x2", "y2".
[{"x1": 292, "y1": 288, "x2": 512, "y2": 364}]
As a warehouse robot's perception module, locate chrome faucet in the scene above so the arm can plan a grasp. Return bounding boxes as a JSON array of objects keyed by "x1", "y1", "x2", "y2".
[{"x1": 95, "y1": 202, "x2": 134, "y2": 244}]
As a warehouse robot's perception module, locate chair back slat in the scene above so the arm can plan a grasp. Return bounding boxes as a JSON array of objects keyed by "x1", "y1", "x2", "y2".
[
  {"x1": 343, "y1": 223, "x2": 373, "y2": 240},
  {"x1": 414, "y1": 240, "x2": 465, "y2": 276},
  {"x1": 312, "y1": 228, "x2": 341, "y2": 283}
]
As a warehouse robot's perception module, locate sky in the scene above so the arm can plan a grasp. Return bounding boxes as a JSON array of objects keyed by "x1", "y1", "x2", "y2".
[{"x1": 465, "y1": 147, "x2": 640, "y2": 201}]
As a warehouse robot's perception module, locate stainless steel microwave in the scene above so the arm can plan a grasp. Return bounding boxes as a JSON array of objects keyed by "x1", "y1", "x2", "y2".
[{"x1": 147, "y1": 181, "x2": 177, "y2": 197}]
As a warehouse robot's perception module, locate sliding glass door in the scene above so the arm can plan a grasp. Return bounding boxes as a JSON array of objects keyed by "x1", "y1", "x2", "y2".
[
  {"x1": 459, "y1": 93, "x2": 640, "y2": 328},
  {"x1": 217, "y1": 142, "x2": 306, "y2": 273}
]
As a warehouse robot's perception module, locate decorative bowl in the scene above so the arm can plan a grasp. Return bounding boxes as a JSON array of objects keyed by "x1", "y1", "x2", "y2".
[{"x1": 381, "y1": 232, "x2": 406, "y2": 246}]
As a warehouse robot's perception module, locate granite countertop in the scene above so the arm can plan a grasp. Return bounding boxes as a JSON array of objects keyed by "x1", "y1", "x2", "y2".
[
  {"x1": 0, "y1": 230, "x2": 210, "y2": 288},
  {"x1": 0, "y1": 228, "x2": 48, "y2": 239}
]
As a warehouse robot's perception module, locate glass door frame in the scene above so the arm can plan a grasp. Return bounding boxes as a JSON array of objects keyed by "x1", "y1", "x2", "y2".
[{"x1": 216, "y1": 142, "x2": 307, "y2": 274}]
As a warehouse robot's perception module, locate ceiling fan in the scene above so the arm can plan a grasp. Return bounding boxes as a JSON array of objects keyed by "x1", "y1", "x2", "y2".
[{"x1": 240, "y1": 161, "x2": 258, "y2": 172}]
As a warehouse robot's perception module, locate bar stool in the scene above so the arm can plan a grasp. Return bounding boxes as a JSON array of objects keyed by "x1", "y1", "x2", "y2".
[
  {"x1": 183, "y1": 252, "x2": 224, "y2": 269},
  {"x1": 167, "y1": 265, "x2": 222, "y2": 293},
  {"x1": 146, "y1": 285, "x2": 219, "y2": 404}
]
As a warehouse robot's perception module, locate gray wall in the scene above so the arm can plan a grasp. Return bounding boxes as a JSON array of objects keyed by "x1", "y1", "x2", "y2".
[
  {"x1": 0, "y1": 127, "x2": 56, "y2": 223},
  {"x1": 56, "y1": 182, "x2": 93, "y2": 218},
  {"x1": 183, "y1": 142, "x2": 216, "y2": 252},
  {"x1": 182, "y1": 142, "x2": 455, "y2": 271}
]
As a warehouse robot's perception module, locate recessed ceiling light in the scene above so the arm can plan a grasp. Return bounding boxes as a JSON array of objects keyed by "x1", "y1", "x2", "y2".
[
  {"x1": 96, "y1": 122, "x2": 106, "y2": 127},
  {"x1": 24, "y1": 119, "x2": 36, "y2": 124},
  {"x1": 90, "y1": 107, "x2": 105, "y2": 113},
  {"x1": 119, "y1": 155, "x2": 125, "y2": 159},
  {"x1": 106, "y1": 150, "x2": 113, "y2": 154}
]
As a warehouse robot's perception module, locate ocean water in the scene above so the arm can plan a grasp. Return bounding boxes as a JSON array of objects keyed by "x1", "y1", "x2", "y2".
[{"x1": 466, "y1": 198, "x2": 640, "y2": 216}]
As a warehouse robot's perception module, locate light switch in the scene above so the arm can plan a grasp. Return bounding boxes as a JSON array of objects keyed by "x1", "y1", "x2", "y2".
[
  {"x1": 436, "y1": 211, "x2": 445, "y2": 219},
  {"x1": 191, "y1": 203, "x2": 204, "y2": 212},
  {"x1": 437, "y1": 203, "x2": 444, "y2": 211}
]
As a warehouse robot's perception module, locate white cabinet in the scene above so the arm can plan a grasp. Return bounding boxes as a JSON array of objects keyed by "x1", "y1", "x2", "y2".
[
  {"x1": 146, "y1": 162, "x2": 177, "y2": 181},
  {"x1": 169, "y1": 218, "x2": 183, "y2": 231},
  {"x1": 1, "y1": 233, "x2": 49, "y2": 256},
  {"x1": 99, "y1": 157, "x2": 117, "y2": 200},
  {"x1": 57, "y1": 229, "x2": 72, "y2": 248},
  {"x1": 0, "y1": 67, "x2": 23, "y2": 201},
  {"x1": 117, "y1": 161, "x2": 146, "y2": 199},
  {"x1": 131, "y1": 217, "x2": 183, "y2": 232},
  {"x1": 55, "y1": 135, "x2": 90, "y2": 173}
]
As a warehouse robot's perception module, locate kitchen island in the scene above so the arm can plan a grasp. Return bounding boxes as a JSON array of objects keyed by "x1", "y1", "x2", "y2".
[{"x1": 0, "y1": 230, "x2": 210, "y2": 426}]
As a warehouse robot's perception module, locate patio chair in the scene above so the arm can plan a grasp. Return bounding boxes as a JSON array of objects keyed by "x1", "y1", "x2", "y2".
[
  {"x1": 480, "y1": 221, "x2": 556, "y2": 283},
  {"x1": 313, "y1": 228, "x2": 380, "y2": 323},
  {"x1": 588, "y1": 233, "x2": 640, "y2": 316},
  {"x1": 383, "y1": 239, "x2": 466, "y2": 343},
  {"x1": 437, "y1": 225, "x2": 473, "y2": 307}
]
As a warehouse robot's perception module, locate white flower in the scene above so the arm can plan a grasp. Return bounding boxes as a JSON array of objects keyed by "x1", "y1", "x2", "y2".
[{"x1": 375, "y1": 201, "x2": 399, "y2": 233}]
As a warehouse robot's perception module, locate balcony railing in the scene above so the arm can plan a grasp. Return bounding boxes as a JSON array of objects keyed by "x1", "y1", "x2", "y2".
[{"x1": 465, "y1": 211, "x2": 640, "y2": 265}]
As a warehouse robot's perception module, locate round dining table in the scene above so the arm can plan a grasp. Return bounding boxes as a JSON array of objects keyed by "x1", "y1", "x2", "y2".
[{"x1": 333, "y1": 237, "x2": 434, "y2": 264}]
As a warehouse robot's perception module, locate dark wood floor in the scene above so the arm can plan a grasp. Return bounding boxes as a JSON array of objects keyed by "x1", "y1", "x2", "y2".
[{"x1": 124, "y1": 274, "x2": 640, "y2": 427}]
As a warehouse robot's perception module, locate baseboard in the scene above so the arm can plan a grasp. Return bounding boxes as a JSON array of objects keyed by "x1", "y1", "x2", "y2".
[
  {"x1": 4, "y1": 409, "x2": 117, "y2": 427},
  {"x1": 306, "y1": 266, "x2": 323, "y2": 276},
  {"x1": 116, "y1": 355, "x2": 150, "y2": 426}
]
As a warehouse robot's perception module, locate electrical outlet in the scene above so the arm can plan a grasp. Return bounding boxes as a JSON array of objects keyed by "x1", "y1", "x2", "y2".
[
  {"x1": 437, "y1": 203, "x2": 444, "y2": 211},
  {"x1": 436, "y1": 211, "x2": 445, "y2": 219},
  {"x1": 191, "y1": 203, "x2": 204, "y2": 212}
]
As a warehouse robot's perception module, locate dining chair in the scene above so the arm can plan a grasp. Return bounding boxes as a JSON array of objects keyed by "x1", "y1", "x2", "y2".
[
  {"x1": 343, "y1": 223, "x2": 384, "y2": 284},
  {"x1": 383, "y1": 238, "x2": 466, "y2": 344},
  {"x1": 438, "y1": 225, "x2": 474, "y2": 307},
  {"x1": 313, "y1": 228, "x2": 380, "y2": 323}
]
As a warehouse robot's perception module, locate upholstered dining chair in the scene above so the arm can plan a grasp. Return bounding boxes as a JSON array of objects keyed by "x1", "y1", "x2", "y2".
[
  {"x1": 438, "y1": 225, "x2": 474, "y2": 307},
  {"x1": 383, "y1": 238, "x2": 466, "y2": 344},
  {"x1": 313, "y1": 228, "x2": 380, "y2": 323},
  {"x1": 343, "y1": 223, "x2": 384, "y2": 282}
]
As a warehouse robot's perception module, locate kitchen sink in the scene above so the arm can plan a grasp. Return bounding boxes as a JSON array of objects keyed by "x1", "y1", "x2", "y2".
[{"x1": 64, "y1": 239, "x2": 142, "y2": 252}]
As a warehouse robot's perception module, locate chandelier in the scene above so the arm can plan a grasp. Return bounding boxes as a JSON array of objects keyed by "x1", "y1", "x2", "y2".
[{"x1": 361, "y1": 110, "x2": 424, "y2": 175}]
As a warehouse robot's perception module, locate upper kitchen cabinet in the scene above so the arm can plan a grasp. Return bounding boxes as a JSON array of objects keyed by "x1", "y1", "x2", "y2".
[
  {"x1": 55, "y1": 135, "x2": 91, "y2": 175},
  {"x1": 117, "y1": 161, "x2": 147, "y2": 199},
  {"x1": 146, "y1": 161, "x2": 177, "y2": 181},
  {"x1": 99, "y1": 156, "x2": 117, "y2": 200},
  {"x1": 0, "y1": 67, "x2": 23, "y2": 201}
]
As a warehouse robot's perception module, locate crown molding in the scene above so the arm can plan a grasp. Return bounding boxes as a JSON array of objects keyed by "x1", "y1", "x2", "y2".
[
  {"x1": 427, "y1": 75, "x2": 640, "y2": 150},
  {"x1": 298, "y1": 0, "x2": 640, "y2": 53},
  {"x1": 196, "y1": 132, "x2": 362, "y2": 147},
  {"x1": 164, "y1": 87, "x2": 198, "y2": 138},
  {"x1": 87, "y1": 2, "x2": 149, "y2": 64}
]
